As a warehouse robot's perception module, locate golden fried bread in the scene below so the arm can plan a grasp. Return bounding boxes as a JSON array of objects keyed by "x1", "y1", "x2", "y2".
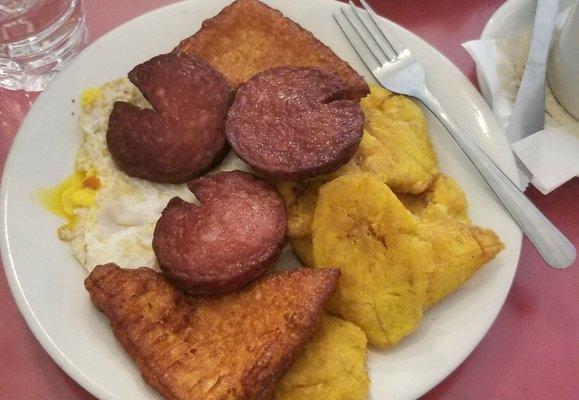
[
  {"x1": 177, "y1": 0, "x2": 369, "y2": 100},
  {"x1": 276, "y1": 314, "x2": 369, "y2": 400},
  {"x1": 85, "y1": 264, "x2": 339, "y2": 400},
  {"x1": 311, "y1": 173, "x2": 433, "y2": 348}
]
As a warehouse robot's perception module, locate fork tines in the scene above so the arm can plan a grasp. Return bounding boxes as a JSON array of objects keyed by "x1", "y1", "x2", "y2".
[{"x1": 334, "y1": 0, "x2": 405, "y2": 72}]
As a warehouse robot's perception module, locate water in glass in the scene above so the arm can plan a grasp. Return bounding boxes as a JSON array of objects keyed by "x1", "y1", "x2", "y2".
[{"x1": 0, "y1": 0, "x2": 87, "y2": 91}]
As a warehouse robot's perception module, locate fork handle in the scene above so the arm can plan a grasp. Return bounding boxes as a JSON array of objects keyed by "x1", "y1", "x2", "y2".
[{"x1": 419, "y1": 89, "x2": 576, "y2": 268}]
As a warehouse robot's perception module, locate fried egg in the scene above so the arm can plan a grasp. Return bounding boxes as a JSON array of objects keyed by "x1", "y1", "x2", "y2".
[{"x1": 45, "y1": 79, "x2": 196, "y2": 271}]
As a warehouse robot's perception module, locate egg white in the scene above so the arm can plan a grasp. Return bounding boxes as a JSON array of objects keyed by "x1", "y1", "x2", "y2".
[{"x1": 63, "y1": 79, "x2": 195, "y2": 271}]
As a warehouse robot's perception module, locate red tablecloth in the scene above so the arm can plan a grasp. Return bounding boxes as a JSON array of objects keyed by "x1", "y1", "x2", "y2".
[{"x1": 0, "y1": 1, "x2": 577, "y2": 399}]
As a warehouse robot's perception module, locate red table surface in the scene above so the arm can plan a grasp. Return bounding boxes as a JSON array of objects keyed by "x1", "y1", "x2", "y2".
[{"x1": 0, "y1": 1, "x2": 577, "y2": 399}]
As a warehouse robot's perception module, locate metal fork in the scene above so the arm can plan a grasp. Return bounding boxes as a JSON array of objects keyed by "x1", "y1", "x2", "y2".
[{"x1": 335, "y1": 0, "x2": 575, "y2": 268}]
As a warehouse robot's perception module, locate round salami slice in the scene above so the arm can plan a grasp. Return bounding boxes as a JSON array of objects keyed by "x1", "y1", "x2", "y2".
[
  {"x1": 153, "y1": 170, "x2": 287, "y2": 295},
  {"x1": 107, "y1": 52, "x2": 231, "y2": 183},
  {"x1": 225, "y1": 66, "x2": 365, "y2": 181}
]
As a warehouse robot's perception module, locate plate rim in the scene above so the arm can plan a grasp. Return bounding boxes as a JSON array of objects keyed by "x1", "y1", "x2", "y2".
[{"x1": 1, "y1": 1, "x2": 523, "y2": 399}]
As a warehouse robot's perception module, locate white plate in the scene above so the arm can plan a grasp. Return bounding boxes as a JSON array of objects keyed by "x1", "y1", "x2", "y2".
[
  {"x1": 0, "y1": 0, "x2": 522, "y2": 399},
  {"x1": 478, "y1": 0, "x2": 575, "y2": 103}
]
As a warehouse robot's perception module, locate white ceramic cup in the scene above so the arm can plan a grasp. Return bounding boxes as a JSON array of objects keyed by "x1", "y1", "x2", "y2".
[{"x1": 548, "y1": 0, "x2": 579, "y2": 120}]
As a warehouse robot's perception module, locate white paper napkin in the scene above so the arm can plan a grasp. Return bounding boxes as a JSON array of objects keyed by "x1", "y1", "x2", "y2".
[
  {"x1": 462, "y1": 8, "x2": 579, "y2": 194},
  {"x1": 512, "y1": 127, "x2": 579, "y2": 194}
]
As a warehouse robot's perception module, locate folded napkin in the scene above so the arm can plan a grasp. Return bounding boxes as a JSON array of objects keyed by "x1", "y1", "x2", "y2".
[{"x1": 463, "y1": 7, "x2": 579, "y2": 194}]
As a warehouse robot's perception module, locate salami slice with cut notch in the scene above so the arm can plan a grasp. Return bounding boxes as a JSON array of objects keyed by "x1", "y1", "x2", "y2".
[
  {"x1": 226, "y1": 66, "x2": 365, "y2": 181},
  {"x1": 106, "y1": 52, "x2": 231, "y2": 183},
  {"x1": 153, "y1": 170, "x2": 287, "y2": 295}
]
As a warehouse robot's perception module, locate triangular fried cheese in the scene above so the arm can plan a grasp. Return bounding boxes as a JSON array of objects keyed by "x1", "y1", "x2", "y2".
[
  {"x1": 85, "y1": 264, "x2": 339, "y2": 400},
  {"x1": 177, "y1": 0, "x2": 369, "y2": 100}
]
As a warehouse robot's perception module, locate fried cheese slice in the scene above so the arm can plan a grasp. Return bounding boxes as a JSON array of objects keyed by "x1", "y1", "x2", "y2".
[
  {"x1": 276, "y1": 314, "x2": 369, "y2": 400},
  {"x1": 311, "y1": 173, "x2": 433, "y2": 348},
  {"x1": 85, "y1": 264, "x2": 339, "y2": 400},
  {"x1": 177, "y1": 0, "x2": 368, "y2": 100}
]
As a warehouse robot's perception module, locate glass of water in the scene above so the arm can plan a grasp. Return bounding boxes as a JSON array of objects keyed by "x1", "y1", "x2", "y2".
[{"x1": 0, "y1": 0, "x2": 87, "y2": 91}]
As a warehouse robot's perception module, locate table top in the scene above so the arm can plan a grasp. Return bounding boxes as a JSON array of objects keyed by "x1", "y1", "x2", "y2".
[{"x1": 0, "y1": 1, "x2": 577, "y2": 399}]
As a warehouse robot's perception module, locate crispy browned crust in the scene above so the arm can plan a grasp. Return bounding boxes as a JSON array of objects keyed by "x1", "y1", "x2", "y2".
[
  {"x1": 176, "y1": 0, "x2": 369, "y2": 101},
  {"x1": 85, "y1": 264, "x2": 339, "y2": 400}
]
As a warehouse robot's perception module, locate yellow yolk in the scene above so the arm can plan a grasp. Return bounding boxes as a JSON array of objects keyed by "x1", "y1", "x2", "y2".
[
  {"x1": 39, "y1": 169, "x2": 100, "y2": 228},
  {"x1": 80, "y1": 87, "x2": 102, "y2": 108}
]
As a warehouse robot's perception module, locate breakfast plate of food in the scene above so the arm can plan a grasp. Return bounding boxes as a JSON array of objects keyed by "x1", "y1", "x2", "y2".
[{"x1": 0, "y1": 0, "x2": 522, "y2": 399}]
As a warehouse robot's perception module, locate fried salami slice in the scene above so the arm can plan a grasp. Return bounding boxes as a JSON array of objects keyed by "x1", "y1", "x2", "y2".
[
  {"x1": 85, "y1": 264, "x2": 340, "y2": 400},
  {"x1": 107, "y1": 52, "x2": 231, "y2": 183},
  {"x1": 226, "y1": 66, "x2": 364, "y2": 181},
  {"x1": 153, "y1": 170, "x2": 287, "y2": 295}
]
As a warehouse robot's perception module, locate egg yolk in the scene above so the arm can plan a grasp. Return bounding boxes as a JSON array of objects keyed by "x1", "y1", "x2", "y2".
[
  {"x1": 80, "y1": 87, "x2": 102, "y2": 108},
  {"x1": 39, "y1": 170, "x2": 100, "y2": 228}
]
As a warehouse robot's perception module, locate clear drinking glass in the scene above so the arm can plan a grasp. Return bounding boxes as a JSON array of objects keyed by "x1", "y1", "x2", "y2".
[{"x1": 0, "y1": 0, "x2": 87, "y2": 91}]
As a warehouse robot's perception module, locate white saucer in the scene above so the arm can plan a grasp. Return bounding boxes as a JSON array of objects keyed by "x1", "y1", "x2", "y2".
[{"x1": 477, "y1": 0, "x2": 575, "y2": 103}]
